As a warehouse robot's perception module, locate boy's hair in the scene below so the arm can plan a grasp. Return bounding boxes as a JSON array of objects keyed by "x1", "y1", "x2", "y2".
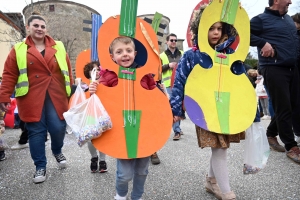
[
  {"x1": 83, "y1": 61, "x2": 100, "y2": 79},
  {"x1": 27, "y1": 11, "x2": 46, "y2": 26},
  {"x1": 109, "y1": 37, "x2": 135, "y2": 54},
  {"x1": 292, "y1": 13, "x2": 300, "y2": 24},
  {"x1": 166, "y1": 33, "x2": 177, "y2": 41}
]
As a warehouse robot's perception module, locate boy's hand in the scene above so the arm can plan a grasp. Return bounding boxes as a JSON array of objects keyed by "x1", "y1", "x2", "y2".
[{"x1": 89, "y1": 81, "x2": 99, "y2": 95}]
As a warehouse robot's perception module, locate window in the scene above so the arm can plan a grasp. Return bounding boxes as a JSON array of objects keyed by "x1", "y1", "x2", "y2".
[{"x1": 49, "y1": 5, "x2": 55, "y2": 12}]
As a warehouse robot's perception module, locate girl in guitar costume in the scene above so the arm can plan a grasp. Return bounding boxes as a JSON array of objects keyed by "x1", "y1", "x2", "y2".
[{"x1": 170, "y1": 3, "x2": 248, "y2": 200}]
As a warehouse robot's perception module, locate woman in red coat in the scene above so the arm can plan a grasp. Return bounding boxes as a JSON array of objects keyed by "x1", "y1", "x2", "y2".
[{"x1": 0, "y1": 12, "x2": 73, "y2": 184}]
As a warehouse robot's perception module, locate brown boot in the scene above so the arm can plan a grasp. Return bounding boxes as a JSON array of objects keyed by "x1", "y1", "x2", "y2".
[
  {"x1": 205, "y1": 175, "x2": 222, "y2": 200},
  {"x1": 268, "y1": 137, "x2": 285, "y2": 152},
  {"x1": 221, "y1": 191, "x2": 236, "y2": 200}
]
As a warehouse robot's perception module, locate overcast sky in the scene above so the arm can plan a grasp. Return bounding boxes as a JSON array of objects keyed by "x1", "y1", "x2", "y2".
[{"x1": 1, "y1": 0, "x2": 299, "y2": 52}]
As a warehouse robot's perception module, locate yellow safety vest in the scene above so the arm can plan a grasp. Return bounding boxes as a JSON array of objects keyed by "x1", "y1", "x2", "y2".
[
  {"x1": 160, "y1": 50, "x2": 183, "y2": 87},
  {"x1": 14, "y1": 40, "x2": 71, "y2": 97}
]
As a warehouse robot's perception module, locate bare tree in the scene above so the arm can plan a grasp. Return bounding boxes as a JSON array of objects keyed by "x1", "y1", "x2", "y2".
[{"x1": 0, "y1": 12, "x2": 25, "y2": 44}]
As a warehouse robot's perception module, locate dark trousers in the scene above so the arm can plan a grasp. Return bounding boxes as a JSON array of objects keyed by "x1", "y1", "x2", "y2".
[
  {"x1": 18, "y1": 120, "x2": 28, "y2": 144},
  {"x1": 261, "y1": 66, "x2": 299, "y2": 151}
]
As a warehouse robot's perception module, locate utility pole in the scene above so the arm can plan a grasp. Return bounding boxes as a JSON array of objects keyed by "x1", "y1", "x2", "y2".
[{"x1": 31, "y1": 0, "x2": 34, "y2": 13}]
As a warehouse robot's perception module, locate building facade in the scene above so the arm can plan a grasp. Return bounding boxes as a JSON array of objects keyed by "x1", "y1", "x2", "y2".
[{"x1": 0, "y1": 11, "x2": 24, "y2": 76}]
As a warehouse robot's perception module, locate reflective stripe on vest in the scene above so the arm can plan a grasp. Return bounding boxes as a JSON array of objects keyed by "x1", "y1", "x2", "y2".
[
  {"x1": 160, "y1": 50, "x2": 183, "y2": 87},
  {"x1": 14, "y1": 41, "x2": 71, "y2": 97}
]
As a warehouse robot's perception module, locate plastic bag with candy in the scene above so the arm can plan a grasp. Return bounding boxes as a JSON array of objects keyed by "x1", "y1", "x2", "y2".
[{"x1": 63, "y1": 94, "x2": 112, "y2": 147}]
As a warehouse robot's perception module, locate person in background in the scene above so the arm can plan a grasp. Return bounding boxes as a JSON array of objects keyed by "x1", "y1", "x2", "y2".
[
  {"x1": 291, "y1": 12, "x2": 300, "y2": 146},
  {"x1": 250, "y1": 0, "x2": 300, "y2": 162},
  {"x1": 160, "y1": 33, "x2": 184, "y2": 141},
  {"x1": 83, "y1": 61, "x2": 108, "y2": 173}
]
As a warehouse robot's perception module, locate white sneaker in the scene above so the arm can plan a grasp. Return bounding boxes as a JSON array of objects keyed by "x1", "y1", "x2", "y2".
[
  {"x1": 114, "y1": 193, "x2": 127, "y2": 200},
  {"x1": 11, "y1": 143, "x2": 29, "y2": 150},
  {"x1": 295, "y1": 136, "x2": 300, "y2": 146},
  {"x1": 261, "y1": 115, "x2": 270, "y2": 120}
]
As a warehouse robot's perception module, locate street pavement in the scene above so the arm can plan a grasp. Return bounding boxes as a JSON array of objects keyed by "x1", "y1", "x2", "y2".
[{"x1": 0, "y1": 118, "x2": 299, "y2": 200}]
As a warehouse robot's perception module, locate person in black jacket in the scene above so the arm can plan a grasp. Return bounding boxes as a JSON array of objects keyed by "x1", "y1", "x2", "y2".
[
  {"x1": 250, "y1": 0, "x2": 300, "y2": 163},
  {"x1": 291, "y1": 12, "x2": 300, "y2": 146}
]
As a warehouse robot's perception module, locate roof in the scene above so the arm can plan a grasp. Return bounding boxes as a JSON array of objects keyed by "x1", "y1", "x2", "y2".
[{"x1": 0, "y1": 11, "x2": 25, "y2": 35}]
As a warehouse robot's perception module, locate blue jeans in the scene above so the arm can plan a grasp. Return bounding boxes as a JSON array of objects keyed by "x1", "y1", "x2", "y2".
[
  {"x1": 26, "y1": 92, "x2": 66, "y2": 170},
  {"x1": 116, "y1": 157, "x2": 150, "y2": 200},
  {"x1": 166, "y1": 87, "x2": 181, "y2": 134}
]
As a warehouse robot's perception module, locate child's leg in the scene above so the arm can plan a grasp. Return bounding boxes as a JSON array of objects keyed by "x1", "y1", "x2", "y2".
[
  {"x1": 116, "y1": 159, "x2": 135, "y2": 197},
  {"x1": 208, "y1": 155, "x2": 214, "y2": 177},
  {"x1": 99, "y1": 151, "x2": 107, "y2": 173},
  {"x1": 99, "y1": 151, "x2": 106, "y2": 161},
  {"x1": 131, "y1": 157, "x2": 150, "y2": 200},
  {"x1": 87, "y1": 141, "x2": 97, "y2": 158},
  {"x1": 260, "y1": 98, "x2": 269, "y2": 116},
  {"x1": 211, "y1": 148, "x2": 231, "y2": 194}
]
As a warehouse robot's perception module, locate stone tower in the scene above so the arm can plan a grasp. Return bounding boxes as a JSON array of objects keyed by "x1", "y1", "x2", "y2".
[
  {"x1": 23, "y1": 0, "x2": 100, "y2": 76},
  {"x1": 138, "y1": 14, "x2": 184, "y2": 53}
]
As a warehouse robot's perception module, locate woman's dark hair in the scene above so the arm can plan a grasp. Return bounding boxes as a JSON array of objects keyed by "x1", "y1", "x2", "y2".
[
  {"x1": 27, "y1": 11, "x2": 46, "y2": 26},
  {"x1": 292, "y1": 13, "x2": 300, "y2": 24},
  {"x1": 83, "y1": 61, "x2": 100, "y2": 79}
]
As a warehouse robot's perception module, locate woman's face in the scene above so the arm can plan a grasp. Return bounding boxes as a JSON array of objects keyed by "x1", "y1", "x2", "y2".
[
  {"x1": 208, "y1": 22, "x2": 223, "y2": 48},
  {"x1": 26, "y1": 19, "x2": 46, "y2": 41}
]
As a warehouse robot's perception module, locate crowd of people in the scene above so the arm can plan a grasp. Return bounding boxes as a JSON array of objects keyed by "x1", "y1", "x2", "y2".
[{"x1": 0, "y1": 0, "x2": 300, "y2": 199}]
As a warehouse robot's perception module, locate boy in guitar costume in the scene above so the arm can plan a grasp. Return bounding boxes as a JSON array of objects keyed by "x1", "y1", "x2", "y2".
[{"x1": 89, "y1": 36, "x2": 155, "y2": 200}]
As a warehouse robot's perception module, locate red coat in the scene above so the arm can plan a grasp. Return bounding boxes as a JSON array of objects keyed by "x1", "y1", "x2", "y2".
[
  {"x1": 100, "y1": 69, "x2": 156, "y2": 90},
  {"x1": 0, "y1": 36, "x2": 74, "y2": 122}
]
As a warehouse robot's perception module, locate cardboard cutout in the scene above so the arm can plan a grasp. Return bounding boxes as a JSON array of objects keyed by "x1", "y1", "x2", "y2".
[
  {"x1": 184, "y1": 0, "x2": 257, "y2": 134},
  {"x1": 92, "y1": 0, "x2": 172, "y2": 159},
  {"x1": 186, "y1": 0, "x2": 211, "y2": 48}
]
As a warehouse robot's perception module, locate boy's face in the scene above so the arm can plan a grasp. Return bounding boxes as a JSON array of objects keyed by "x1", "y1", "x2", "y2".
[
  {"x1": 208, "y1": 22, "x2": 223, "y2": 47},
  {"x1": 110, "y1": 42, "x2": 137, "y2": 68}
]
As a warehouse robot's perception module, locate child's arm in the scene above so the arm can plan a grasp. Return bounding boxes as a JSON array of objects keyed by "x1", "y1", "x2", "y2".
[
  {"x1": 170, "y1": 51, "x2": 194, "y2": 119},
  {"x1": 89, "y1": 70, "x2": 118, "y2": 95}
]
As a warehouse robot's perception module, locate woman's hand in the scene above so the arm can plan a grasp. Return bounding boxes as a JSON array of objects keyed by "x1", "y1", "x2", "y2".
[
  {"x1": 0, "y1": 103, "x2": 10, "y2": 112},
  {"x1": 89, "y1": 81, "x2": 99, "y2": 95}
]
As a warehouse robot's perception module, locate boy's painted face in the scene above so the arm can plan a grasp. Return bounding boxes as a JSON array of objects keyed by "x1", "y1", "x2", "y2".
[
  {"x1": 110, "y1": 42, "x2": 137, "y2": 68},
  {"x1": 208, "y1": 22, "x2": 223, "y2": 48}
]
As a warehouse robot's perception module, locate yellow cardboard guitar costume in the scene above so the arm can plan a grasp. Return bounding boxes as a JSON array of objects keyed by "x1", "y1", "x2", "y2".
[{"x1": 184, "y1": 0, "x2": 257, "y2": 134}]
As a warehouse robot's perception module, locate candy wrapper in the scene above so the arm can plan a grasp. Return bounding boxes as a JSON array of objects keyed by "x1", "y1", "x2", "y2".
[
  {"x1": 63, "y1": 94, "x2": 112, "y2": 147},
  {"x1": 74, "y1": 115, "x2": 112, "y2": 147}
]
